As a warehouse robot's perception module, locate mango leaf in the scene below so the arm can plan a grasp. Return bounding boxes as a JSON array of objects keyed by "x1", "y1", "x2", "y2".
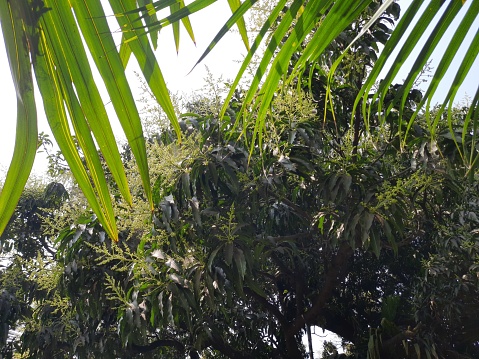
[
  {"x1": 224, "y1": 241, "x2": 234, "y2": 266},
  {"x1": 233, "y1": 247, "x2": 246, "y2": 280},
  {"x1": 207, "y1": 245, "x2": 222, "y2": 272}
]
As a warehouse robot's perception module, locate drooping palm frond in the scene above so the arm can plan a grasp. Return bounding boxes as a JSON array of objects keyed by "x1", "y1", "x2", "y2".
[
  {"x1": 0, "y1": 0, "x2": 209, "y2": 240},
  {"x1": 211, "y1": 0, "x2": 477, "y2": 161},
  {"x1": 1, "y1": 0, "x2": 478, "y2": 240},
  {"x1": 0, "y1": 0, "x2": 38, "y2": 237},
  {"x1": 357, "y1": 0, "x2": 479, "y2": 136}
]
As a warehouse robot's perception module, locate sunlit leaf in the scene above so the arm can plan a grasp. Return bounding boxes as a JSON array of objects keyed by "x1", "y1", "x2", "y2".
[
  {"x1": 0, "y1": 1, "x2": 38, "y2": 236},
  {"x1": 227, "y1": 0, "x2": 250, "y2": 50},
  {"x1": 110, "y1": 0, "x2": 181, "y2": 143},
  {"x1": 71, "y1": 0, "x2": 153, "y2": 209}
]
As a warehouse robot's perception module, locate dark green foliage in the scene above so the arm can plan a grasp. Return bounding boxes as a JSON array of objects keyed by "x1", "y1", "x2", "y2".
[
  {"x1": 2, "y1": 96, "x2": 479, "y2": 358},
  {"x1": 1, "y1": 2, "x2": 479, "y2": 358},
  {"x1": 0, "y1": 181, "x2": 67, "y2": 258}
]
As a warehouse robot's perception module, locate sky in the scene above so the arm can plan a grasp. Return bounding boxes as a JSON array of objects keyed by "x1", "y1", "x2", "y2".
[
  {"x1": 0, "y1": 1, "x2": 246, "y2": 176},
  {"x1": 1, "y1": 1, "x2": 479, "y2": 176},
  {"x1": 390, "y1": 0, "x2": 479, "y2": 104}
]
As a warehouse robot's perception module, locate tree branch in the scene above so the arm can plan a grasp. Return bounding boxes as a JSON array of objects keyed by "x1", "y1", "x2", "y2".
[
  {"x1": 285, "y1": 241, "x2": 354, "y2": 338},
  {"x1": 206, "y1": 334, "x2": 250, "y2": 359},
  {"x1": 244, "y1": 287, "x2": 287, "y2": 327},
  {"x1": 380, "y1": 323, "x2": 423, "y2": 356},
  {"x1": 131, "y1": 338, "x2": 185, "y2": 354}
]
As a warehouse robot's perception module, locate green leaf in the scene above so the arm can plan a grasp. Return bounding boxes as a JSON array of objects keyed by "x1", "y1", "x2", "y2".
[
  {"x1": 382, "y1": 219, "x2": 397, "y2": 255},
  {"x1": 414, "y1": 343, "x2": 421, "y2": 359},
  {"x1": 137, "y1": 0, "x2": 159, "y2": 49},
  {"x1": 219, "y1": 0, "x2": 289, "y2": 121},
  {"x1": 71, "y1": 0, "x2": 153, "y2": 209},
  {"x1": 0, "y1": 1, "x2": 38, "y2": 236},
  {"x1": 121, "y1": 0, "x2": 180, "y2": 18},
  {"x1": 170, "y1": 2, "x2": 181, "y2": 52},
  {"x1": 233, "y1": 247, "x2": 246, "y2": 280},
  {"x1": 227, "y1": 0, "x2": 250, "y2": 51},
  {"x1": 249, "y1": 0, "x2": 372, "y2": 152},
  {"x1": 208, "y1": 245, "x2": 222, "y2": 272},
  {"x1": 356, "y1": 0, "x2": 427, "y2": 123},
  {"x1": 193, "y1": 267, "x2": 202, "y2": 298},
  {"x1": 192, "y1": 0, "x2": 258, "y2": 72},
  {"x1": 398, "y1": 0, "x2": 463, "y2": 116},
  {"x1": 44, "y1": 0, "x2": 133, "y2": 206},
  {"x1": 119, "y1": 34, "x2": 132, "y2": 68},
  {"x1": 112, "y1": 0, "x2": 181, "y2": 140},
  {"x1": 235, "y1": 0, "x2": 308, "y2": 137},
  {"x1": 369, "y1": 228, "x2": 381, "y2": 259},
  {"x1": 127, "y1": 0, "x2": 217, "y2": 34},
  {"x1": 34, "y1": 33, "x2": 117, "y2": 240},
  {"x1": 224, "y1": 241, "x2": 234, "y2": 266},
  {"x1": 178, "y1": 0, "x2": 197, "y2": 46},
  {"x1": 360, "y1": 211, "x2": 375, "y2": 246},
  {"x1": 464, "y1": 85, "x2": 479, "y2": 179},
  {"x1": 245, "y1": 278, "x2": 267, "y2": 298}
]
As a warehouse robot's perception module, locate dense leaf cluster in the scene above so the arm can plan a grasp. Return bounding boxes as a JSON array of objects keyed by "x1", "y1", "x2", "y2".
[
  {"x1": 1, "y1": 2, "x2": 479, "y2": 358},
  {"x1": 1, "y1": 87, "x2": 478, "y2": 358}
]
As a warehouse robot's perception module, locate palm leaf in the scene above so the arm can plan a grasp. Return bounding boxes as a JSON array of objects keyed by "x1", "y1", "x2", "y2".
[
  {"x1": 247, "y1": 0, "x2": 371, "y2": 150},
  {"x1": 227, "y1": 0, "x2": 250, "y2": 50},
  {"x1": 137, "y1": 0, "x2": 159, "y2": 49},
  {"x1": 192, "y1": 0, "x2": 259, "y2": 73},
  {"x1": 415, "y1": 0, "x2": 479, "y2": 135},
  {"x1": 219, "y1": 0, "x2": 289, "y2": 121},
  {"x1": 170, "y1": 2, "x2": 181, "y2": 52},
  {"x1": 125, "y1": 0, "x2": 217, "y2": 35},
  {"x1": 34, "y1": 31, "x2": 118, "y2": 239},
  {"x1": 3, "y1": 0, "x2": 479, "y2": 241},
  {"x1": 373, "y1": 0, "x2": 460, "y2": 126},
  {"x1": 110, "y1": 0, "x2": 181, "y2": 142},
  {"x1": 169, "y1": 0, "x2": 196, "y2": 52},
  {"x1": 178, "y1": 0, "x2": 196, "y2": 45},
  {"x1": 70, "y1": 0, "x2": 153, "y2": 209},
  {"x1": 463, "y1": 84, "x2": 479, "y2": 180},
  {"x1": 232, "y1": 0, "x2": 307, "y2": 145},
  {"x1": 44, "y1": 0, "x2": 133, "y2": 207},
  {"x1": 0, "y1": 1, "x2": 38, "y2": 236},
  {"x1": 356, "y1": 0, "x2": 476, "y2": 138},
  {"x1": 438, "y1": 29, "x2": 479, "y2": 166}
]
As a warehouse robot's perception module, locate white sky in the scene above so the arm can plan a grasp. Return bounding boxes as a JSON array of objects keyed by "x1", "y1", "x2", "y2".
[
  {"x1": 1, "y1": 0, "x2": 479, "y2": 177},
  {"x1": 1, "y1": 1, "x2": 478, "y2": 177},
  {"x1": 0, "y1": 1, "x2": 246, "y2": 176}
]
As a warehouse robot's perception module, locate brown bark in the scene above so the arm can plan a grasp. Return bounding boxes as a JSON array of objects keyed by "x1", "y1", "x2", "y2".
[{"x1": 285, "y1": 241, "x2": 354, "y2": 339}]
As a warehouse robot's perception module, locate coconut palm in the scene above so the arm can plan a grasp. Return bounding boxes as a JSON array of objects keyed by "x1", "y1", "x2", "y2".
[{"x1": 0, "y1": 0, "x2": 477, "y2": 239}]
